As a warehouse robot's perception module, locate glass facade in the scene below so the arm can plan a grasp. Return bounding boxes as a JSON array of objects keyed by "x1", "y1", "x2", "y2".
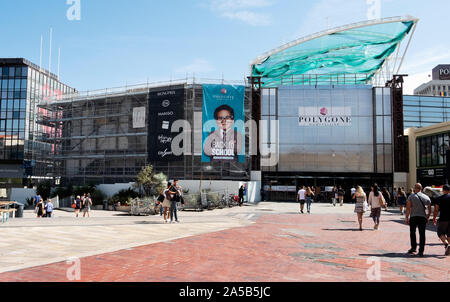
[
  {"x1": 416, "y1": 132, "x2": 449, "y2": 168},
  {"x1": 404, "y1": 95, "x2": 450, "y2": 129},
  {"x1": 0, "y1": 66, "x2": 27, "y2": 162},
  {"x1": 262, "y1": 86, "x2": 392, "y2": 174},
  {"x1": 0, "y1": 59, "x2": 76, "y2": 182}
]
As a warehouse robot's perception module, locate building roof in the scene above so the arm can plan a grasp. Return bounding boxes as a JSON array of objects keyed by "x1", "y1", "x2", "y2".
[
  {"x1": 0, "y1": 58, "x2": 59, "y2": 81},
  {"x1": 251, "y1": 16, "x2": 418, "y2": 87}
]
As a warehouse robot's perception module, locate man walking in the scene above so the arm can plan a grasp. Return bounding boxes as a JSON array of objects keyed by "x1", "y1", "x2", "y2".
[
  {"x1": 433, "y1": 184, "x2": 450, "y2": 256},
  {"x1": 406, "y1": 183, "x2": 432, "y2": 257},
  {"x1": 338, "y1": 186, "x2": 345, "y2": 207},
  {"x1": 297, "y1": 186, "x2": 306, "y2": 214}
]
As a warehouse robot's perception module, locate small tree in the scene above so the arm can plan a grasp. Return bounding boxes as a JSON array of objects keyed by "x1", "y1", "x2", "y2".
[
  {"x1": 135, "y1": 165, "x2": 168, "y2": 197},
  {"x1": 36, "y1": 181, "x2": 52, "y2": 200}
]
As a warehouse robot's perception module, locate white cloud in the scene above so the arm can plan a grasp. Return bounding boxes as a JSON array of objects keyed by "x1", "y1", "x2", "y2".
[
  {"x1": 403, "y1": 71, "x2": 431, "y2": 95},
  {"x1": 175, "y1": 58, "x2": 215, "y2": 75},
  {"x1": 221, "y1": 10, "x2": 271, "y2": 26},
  {"x1": 209, "y1": 0, "x2": 273, "y2": 26}
]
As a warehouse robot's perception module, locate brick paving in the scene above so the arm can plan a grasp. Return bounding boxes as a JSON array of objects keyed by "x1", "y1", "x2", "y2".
[{"x1": 0, "y1": 207, "x2": 448, "y2": 282}]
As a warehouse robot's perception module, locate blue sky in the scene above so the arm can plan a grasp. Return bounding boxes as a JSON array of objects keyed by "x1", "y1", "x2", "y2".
[{"x1": 1, "y1": 0, "x2": 449, "y2": 93}]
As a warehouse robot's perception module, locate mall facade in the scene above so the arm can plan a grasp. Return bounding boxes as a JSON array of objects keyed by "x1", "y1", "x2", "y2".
[{"x1": 3, "y1": 16, "x2": 428, "y2": 202}]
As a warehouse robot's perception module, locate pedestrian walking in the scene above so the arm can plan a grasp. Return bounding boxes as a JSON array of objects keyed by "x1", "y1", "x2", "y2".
[
  {"x1": 35, "y1": 198, "x2": 45, "y2": 218},
  {"x1": 351, "y1": 187, "x2": 356, "y2": 204},
  {"x1": 239, "y1": 186, "x2": 245, "y2": 207},
  {"x1": 353, "y1": 186, "x2": 367, "y2": 231},
  {"x1": 73, "y1": 196, "x2": 82, "y2": 218},
  {"x1": 433, "y1": 184, "x2": 450, "y2": 256},
  {"x1": 406, "y1": 183, "x2": 432, "y2": 257},
  {"x1": 162, "y1": 183, "x2": 173, "y2": 223},
  {"x1": 45, "y1": 199, "x2": 54, "y2": 218},
  {"x1": 338, "y1": 186, "x2": 345, "y2": 207},
  {"x1": 305, "y1": 187, "x2": 314, "y2": 214},
  {"x1": 156, "y1": 190, "x2": 165, "y2": 216},
  {"x1": 297, "y1": 186, "x2": 306, "y2": 214},
  {"x1": 82, "y1": 193, "x2": 93, "y2": 218},
  {"x1": 397, "y1": 188, "x2": 407, "y2": 215},
  {"x1": 381, "y1": 187, "x2": 390, "y2": 210},
  {"x1": 332, "y1": 186, "x2": 338, "y2": 207},
  {"x1": 368, "y1": 184, "x2": 386, "y2": 230},
  {"x1": 406, "y1": 187, "x2": 414, "y2": 199},
  {"x1": 169, "y1": 180, "x2": 181, "y2": 223}
]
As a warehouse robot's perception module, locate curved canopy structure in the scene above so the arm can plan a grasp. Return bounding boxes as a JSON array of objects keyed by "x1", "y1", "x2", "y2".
[{"x1": 251, "y1": 16, "x2": 418, "y2": 87}]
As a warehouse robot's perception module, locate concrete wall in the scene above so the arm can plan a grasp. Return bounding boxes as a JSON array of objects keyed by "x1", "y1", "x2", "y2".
[
  {"x1": 178, "y1": 180, "x2": 261, "y2": 203},
  {"x1": 10, "y1": 188, "x2": 36, "y2": 205},
  {"x1": 96, "y1": 183, "x2": 135, "y2": 198}
]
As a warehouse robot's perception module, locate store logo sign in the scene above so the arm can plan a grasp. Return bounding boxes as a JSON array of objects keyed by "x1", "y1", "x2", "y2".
[
  {"x1": 299, "y1": 107, "x2": 352, "y2": 127},
  {"x1": 162, "y1": 100, "x2": 171, "y2": 108}
]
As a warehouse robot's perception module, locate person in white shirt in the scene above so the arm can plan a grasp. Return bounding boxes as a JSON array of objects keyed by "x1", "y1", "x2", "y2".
[
  {"x1": 297, "y1": 186, "x2": 307, "y2": 214},
  {"x1": 368, "y1": 184, "x2": 386, "y2": 230}
]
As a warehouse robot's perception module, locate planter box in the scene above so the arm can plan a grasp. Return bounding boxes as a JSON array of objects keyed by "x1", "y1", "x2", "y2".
[{"x1": 116, "y1": 206, "x2": 131, "y2": 212}]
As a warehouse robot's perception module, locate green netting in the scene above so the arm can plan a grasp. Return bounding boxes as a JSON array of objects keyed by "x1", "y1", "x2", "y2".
[{"x1": 252, "y1": 21, "x2": 414, "y2": 87}]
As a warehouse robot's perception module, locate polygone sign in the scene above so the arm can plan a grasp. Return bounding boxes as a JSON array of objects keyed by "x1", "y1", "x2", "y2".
[{"x1": 299, "y1": 107, "x2": 352, "y2": 126}]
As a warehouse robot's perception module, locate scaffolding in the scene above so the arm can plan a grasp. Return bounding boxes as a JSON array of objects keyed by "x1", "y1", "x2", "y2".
[{"x1": 36, "y1": 78, "x2": 253, "y2": 186}]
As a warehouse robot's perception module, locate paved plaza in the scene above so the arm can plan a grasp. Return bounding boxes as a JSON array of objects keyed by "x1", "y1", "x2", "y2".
[{"x1": 0, "y1": 202, "x2": 449, "y2": 282}]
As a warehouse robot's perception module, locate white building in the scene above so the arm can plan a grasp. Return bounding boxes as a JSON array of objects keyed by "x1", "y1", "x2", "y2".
[{"x1": 414, "y1": 65, "x2": 450, "y2": 96}]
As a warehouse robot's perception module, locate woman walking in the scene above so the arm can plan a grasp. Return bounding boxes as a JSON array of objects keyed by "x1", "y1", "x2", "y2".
[
  {"x1": 353, "y1": 186, "x2": 367, "y2": 231},
  {"x1": 73, "y1": 196, "x2": 82, "y2": 218},
  {"x1": 162, "y1": 183, "x2": 173, "y2": 223},
  {"x1": 397, "y1": 187, "x2": 407, "y2": 215},
  {"x1": 368, "y1": 185, "x2": 386, "y2": 230},
  {"x1": 35, "y1": 199, "x2": 45, "y2": 218},
  {"x1": 305, "y1": 187, "x2": 314, "y2": 214}
]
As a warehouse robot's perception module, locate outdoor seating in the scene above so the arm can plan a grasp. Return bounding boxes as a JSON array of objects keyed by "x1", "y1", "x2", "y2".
[{"x1": 0, "y1": 202, "x2": 17, "y2": 223}]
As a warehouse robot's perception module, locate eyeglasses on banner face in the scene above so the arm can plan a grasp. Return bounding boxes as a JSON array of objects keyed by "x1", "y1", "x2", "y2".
[{"x1": 217, "y1": 116, "x2": 234, "y2": 122}]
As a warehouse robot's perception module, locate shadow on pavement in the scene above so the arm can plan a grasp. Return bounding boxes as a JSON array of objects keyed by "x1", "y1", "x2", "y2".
[
  {"x1": 391, "y1": 219, "x2": 437, "y2": 232},
  {"x1": 360, "y1": 253, "x2": 446, "y2": 259},
  {"x1": 322, "y1": 228, "x2": 374, "y2": 232}
]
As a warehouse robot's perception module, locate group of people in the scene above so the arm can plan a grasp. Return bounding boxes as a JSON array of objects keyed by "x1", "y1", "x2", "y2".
[
  {"x1": 72, "y1": 193, "x2": 93, "y2": 218},
  {"x1": 296, "y1": 186, "x2": 316, "y2": 214},
  {"x1": 34, "y1": 195, "x2": 54, "y2": 218},
  {"x1": 352, "y1": 182, "x2": 450, "y2": 257},
  {"x1": 157, "y1": 180, "x2": 183, "y2": 224}
]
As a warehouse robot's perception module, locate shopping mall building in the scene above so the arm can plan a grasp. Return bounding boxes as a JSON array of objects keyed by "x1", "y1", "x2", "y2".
[{"x1": 5, "y1": 16, "x2": 448, "y2": 202}]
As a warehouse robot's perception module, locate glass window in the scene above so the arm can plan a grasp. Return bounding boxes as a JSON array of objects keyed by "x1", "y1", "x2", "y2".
[
  {"x1": 21, "y1": 67, "x2": 27, "y2": 77},
  {"x1": 15, "y1": 67, "x2": 21, "y2": 77},
  {"x1": 1, "y1": 67, "x2": 8, "y2": 77}
]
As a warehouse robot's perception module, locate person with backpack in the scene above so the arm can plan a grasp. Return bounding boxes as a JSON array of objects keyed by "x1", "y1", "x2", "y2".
[
  {"x1": 82, "y1": 193, "x2": 93, "y2": 218},
  {"x1": 368, "y1": 184, "x2": 386, "y2": 230},
  {"x1": 406, "y1": 183, "x2": 432, "y2": 257},
  {"x1": 73, "y1": 196, "x2": 82, "y2": 218},
  {"x1": 45, "y1": 199, "x2": 54, "y2": 218}
]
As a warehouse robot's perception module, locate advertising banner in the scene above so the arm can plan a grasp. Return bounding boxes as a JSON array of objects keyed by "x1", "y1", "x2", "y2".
[
  {"x1": 202, "y1": 84, "x2": 245, "y2": 163},
  {"x1": 133, "y1": 107, "x2": 146, "y2": 129},
  {"x1": 148, "y1": 88, "x2": 185, "y2": 162}
]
